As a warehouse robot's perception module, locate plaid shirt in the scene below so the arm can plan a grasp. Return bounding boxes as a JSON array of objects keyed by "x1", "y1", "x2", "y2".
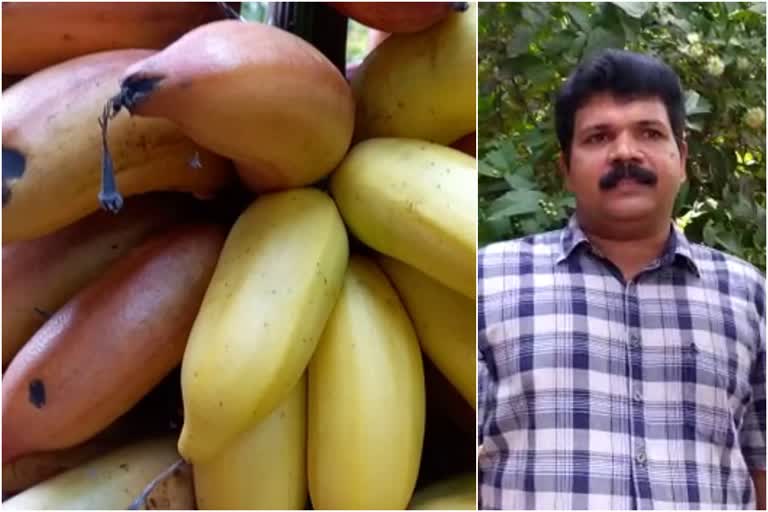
[{"x1": 478, "y1": 217, "x2": 766, "y2": 510}]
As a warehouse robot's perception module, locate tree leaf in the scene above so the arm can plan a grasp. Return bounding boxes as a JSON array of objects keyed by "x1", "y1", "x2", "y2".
[
  {"x1": 702, "y1": 218, "x2": 719, "y2": 247},
  {"x1": 684, "y1": 90, "x2": 712, "y2": 115},
  {"x1": 613, "y1": 2, "x2": 652, "y2": 19},
  {"x1": 506, "y1": 26, "x2": 535, "y2": 57},
  {"x1": 670, "y1": 3, "x2": 698, "y2": 19},
  {"x1": 484, "y1": 149, "x2": 511, "y2": 174},
  {"x1": 479, "y1": 161, "x2": 502, "y2": 178},
  {"x1": 755, "y1": 206, "x2": 766, "y2": 248},
  {"x1": 504, "y1": 173, "x2": 536, "y2": 191},
  {"x1": 480, "y1": 179, "x2": 511, "y2": 195},
  {"x1": 477, "y1": 94, "x2": 495, "y2": 120},
  {"x1": 479, "y1": 217, "x2": 511, "y2": 247},
  {"x1": 521, "y1": 4, "x2": 549, "y2": 27},
  {"x1": 479, "y1": 77, "x2": 497, "y2": 96},
  {"x1": 583, "y1": 26, "x2": 626, "y2": 58},
  {"x1": 487, "y1": 190, "x2": 544, "y2": 220},
  {"x1": 730, "y1": 194, "x2": 754, "y2": 221},
  {"x1": 563, "y1": 4, "x2": 592, "y2": 31},
  {"x1": 541, "y1": 33, "x2": 580, "y2": 54},
  {"x1": 715, "y1": 229, "x2": 744, "y2": 255},
  {"x1": 664, "y1": 9, "x2": 692, "y2": 31}
]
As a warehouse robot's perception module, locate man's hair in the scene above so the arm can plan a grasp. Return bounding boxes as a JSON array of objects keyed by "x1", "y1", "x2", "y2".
[{"x1": 554, "y1": 49, "x2": 686, "y2": 160}]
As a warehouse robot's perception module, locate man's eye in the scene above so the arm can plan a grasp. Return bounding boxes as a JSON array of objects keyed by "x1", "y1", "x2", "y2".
[
  {"x1": 584, "y1": 133, "x2": 607, "y2": 144},
  {"x1": 643, "y1": 129, "x2": 664, "y2": 139}
]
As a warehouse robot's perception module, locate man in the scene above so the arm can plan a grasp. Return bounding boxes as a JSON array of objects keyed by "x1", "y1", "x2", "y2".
[{"x1": 477, "y1": 49, "x2": 766, "y2": 510}]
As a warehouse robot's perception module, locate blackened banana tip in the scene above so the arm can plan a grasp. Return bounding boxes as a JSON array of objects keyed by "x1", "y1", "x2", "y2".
[
  {"x1": 119, "y1": 75, "x2": 164, "y2": 112},
  {"x1": 452, "y1": 2, "x2": 470, "y2": 12},
  {"x1": 2, "y1": 147, "x2": 26, "y2": 207}
]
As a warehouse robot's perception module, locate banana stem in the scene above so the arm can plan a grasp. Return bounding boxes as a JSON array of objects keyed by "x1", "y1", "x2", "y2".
[
  {"x1": 97, "y1": 100, "x2": 124, "y2": 214},
  {"x1": 127, "y1": 458, "x2": 192, "y2": 510},
  {"x1": 97, "y1": 76, "x2": 162, "y2": 214}
]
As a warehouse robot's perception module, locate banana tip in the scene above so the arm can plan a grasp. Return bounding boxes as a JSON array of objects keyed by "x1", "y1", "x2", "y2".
[{"x1": 2, "y1": 147, "x2": 25, "y2": 207}]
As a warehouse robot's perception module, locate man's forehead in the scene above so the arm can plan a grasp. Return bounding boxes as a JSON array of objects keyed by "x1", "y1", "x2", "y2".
[{"x1": 574, "y1": 92, "x2": 671, "y2": 129}]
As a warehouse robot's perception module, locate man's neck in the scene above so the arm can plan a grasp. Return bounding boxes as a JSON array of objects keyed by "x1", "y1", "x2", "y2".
[{"x1": 577, "y1": 215, "x2": 672, "y2": 282}]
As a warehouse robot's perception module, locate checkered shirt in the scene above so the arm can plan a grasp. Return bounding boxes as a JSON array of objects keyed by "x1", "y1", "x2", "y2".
[{"x1": 478, "y1": 216, "x2": 766, "y2": 510}]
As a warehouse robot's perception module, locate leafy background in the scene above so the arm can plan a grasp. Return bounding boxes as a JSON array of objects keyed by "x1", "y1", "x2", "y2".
[{"x1": 479, "y1": 2, "x2": 766, "y2": 272}]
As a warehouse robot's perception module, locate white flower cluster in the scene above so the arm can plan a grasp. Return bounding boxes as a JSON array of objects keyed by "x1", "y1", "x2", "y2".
[
  {"x1": 705, "y1": 56, "x2": 725, "y2": 76},
  {"x1": 737, "y1": 57, "x2": 750, "y2": 71},
  {"x1": 745, "y1": 107, "x2": 765, "y2": 130}
]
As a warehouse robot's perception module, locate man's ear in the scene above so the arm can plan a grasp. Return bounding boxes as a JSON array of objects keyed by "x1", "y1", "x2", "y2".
[
  {"x1": 559, "y1": 152, "x2": 574, "y2": 192},
  {"x1": 678, "y1": 139, "x2": 688, "y2": 184}
]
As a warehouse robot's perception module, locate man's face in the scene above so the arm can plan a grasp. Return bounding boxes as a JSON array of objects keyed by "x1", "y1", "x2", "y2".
[{"x1": 561, "y1": 93, "x2": 687, "y2": 227}]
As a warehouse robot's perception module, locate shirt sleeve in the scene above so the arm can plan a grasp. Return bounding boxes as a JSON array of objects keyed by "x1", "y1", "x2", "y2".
[
  {"x1": 477, "y1": 246, "x2": 491, "y2": 448},
  {"x1": 478, "y1": 349, "x2": 487, "y2": 447},
  {"x1": 739, "y1": 271, "x2": 766, "y2": 470}
]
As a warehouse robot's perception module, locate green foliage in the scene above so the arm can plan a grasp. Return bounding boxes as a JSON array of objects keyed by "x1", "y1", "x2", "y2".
[
  {"x1": 479, "y1": 2, "x2": 766, "y2": 271},
  {"x1": 346, "y1": 20, "x2": 373, "y2": 64},
  {"x1": 241, "y1": 2, "x2": 269, "y2": 22}
]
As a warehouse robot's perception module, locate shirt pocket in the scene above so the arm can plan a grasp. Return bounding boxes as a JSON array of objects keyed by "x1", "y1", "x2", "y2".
[{"x1": 680, "y1": 336, "x2": 738, "y2": 447}]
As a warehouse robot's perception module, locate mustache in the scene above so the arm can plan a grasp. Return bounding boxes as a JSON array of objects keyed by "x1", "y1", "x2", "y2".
[{"x1": 598, "y1": 162, "x2": 658, "y2": 190}]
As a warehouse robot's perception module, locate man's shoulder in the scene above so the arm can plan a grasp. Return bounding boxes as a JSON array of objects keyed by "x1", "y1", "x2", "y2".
[
  {"x1": 479, "y1": 228, "x2": 565, "y2": 264},
  {"x1": 688, "y1": 241, "x2": 764, "y2": 284},
  {"x1": 687, "y1": 241, "x2": 765, "y2": 308}
]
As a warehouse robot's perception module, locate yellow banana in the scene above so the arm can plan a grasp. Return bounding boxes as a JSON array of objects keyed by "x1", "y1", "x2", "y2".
[
  {"x1": 179, "y1": 189, "x2": 348, "y2": 464},
  {"x1": 308, "y1": 255, "x2": 425, "y2": 510},
  {"x1": 130, "y1": 459, "x2": 195, "y2": 510},
  {"x1": 3, "y1": 440, "x2": 114, "y2": 496},
  {"x1": 379, "y1": 255, "x2": 476, "y2": 408},
  {"x1": 2, "y1": 49, "x2": 233, "y2": 243},
  {"x1": 194, "y1": 375, "x2": 307, "y2": 510},
  {"x1": 352, "y1": 3, "x2": 476, "y2": 143},
  {"x1": 408, "y1": 473, "x2": 476, "y2": 510},
  {"x1": 330, "y1": 138, "x2": 476, "y2": 299},
  {"x1": 2, "y1": 437, "x2": 179, "y2": 510},
  {"x1": 2, "y1": 410, "x2": 142, "y2": 495}
]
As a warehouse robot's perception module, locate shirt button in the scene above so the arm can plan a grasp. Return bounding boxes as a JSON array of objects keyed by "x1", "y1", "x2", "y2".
[
  {"x1": 630, "y1": 334, "x2": 641, "y2": 348},
  {"x1": 633, "y1": 390, "x2": 643, "y2": 402},
  {"x1": 636, "y1": 450, "x2": 647, "y2": 465}
]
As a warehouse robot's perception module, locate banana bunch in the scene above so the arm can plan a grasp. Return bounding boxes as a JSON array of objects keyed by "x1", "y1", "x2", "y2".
[{"x1": 2, "y1": 2, "x2": 477, "y2": 510}]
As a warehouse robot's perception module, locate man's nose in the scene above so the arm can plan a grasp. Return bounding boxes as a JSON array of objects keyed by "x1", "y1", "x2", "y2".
[{"x1": 608, "y1": 131, "x2": 642, "y2": 164}]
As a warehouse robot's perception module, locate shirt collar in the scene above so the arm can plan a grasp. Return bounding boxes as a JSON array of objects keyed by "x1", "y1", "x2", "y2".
[{"x1": 556, "y1": 214, "x2": 701, "y2": 277}]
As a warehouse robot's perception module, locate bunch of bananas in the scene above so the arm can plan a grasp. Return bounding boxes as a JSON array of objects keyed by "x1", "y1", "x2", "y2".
[{"x1": 2, "y1": 2, "x2": 477, "y2": 509}]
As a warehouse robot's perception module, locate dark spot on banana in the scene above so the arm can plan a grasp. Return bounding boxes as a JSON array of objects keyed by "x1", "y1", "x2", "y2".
[
  {"x1": 29, "y1": 379, "x2": 46, "y2": 408},
  {"x1": 33, "y1": 307, "x2": 51, "y2": 319}
]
